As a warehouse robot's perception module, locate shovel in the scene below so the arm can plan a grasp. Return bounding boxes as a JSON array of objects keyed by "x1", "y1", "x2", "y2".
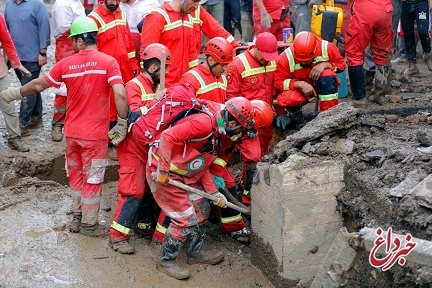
[{"x1": 152, "y1": 173, "x2": 250, "y2": 214}]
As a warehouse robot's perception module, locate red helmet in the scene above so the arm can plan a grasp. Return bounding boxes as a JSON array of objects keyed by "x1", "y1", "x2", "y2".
[
  {"x1": 204, "y1": 37, "x2": 233, "y2": 64},
  {"x1": 225, "y1": 97, "x2": 255, "y2": 128},
  {"x1": 293, "y1": 31, "x2": 317, "y2": 62},
  {"x1": 251, "y1": 100, "x2": 274, "y2": 131},
  {"x1": 142, "y1": 43, "x2": 172, "y2": 65}
]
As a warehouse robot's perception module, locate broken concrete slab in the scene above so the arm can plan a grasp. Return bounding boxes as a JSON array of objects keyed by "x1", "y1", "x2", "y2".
[
  {"x1": 417, "y1": 128, "x2": 432, "y2": 146},
  {"x1": 389, "y1": 170, "x2": 427, "y2": 198},
  {"x1": 272, "y1": 103, "x2": 358, "y2": 160},
  {"x1": 410, "y1": 174, "x2": 432, "y2": 209}
]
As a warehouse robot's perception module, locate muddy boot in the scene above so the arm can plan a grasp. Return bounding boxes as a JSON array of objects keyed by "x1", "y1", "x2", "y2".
[
  {"x1": 109, "y1": 238, "x2": 135, "y2": 254},
  {"x1": 365, "y1": 70, "x2": 375, "y2": 99},
  {"x1": 69, "y1": 214, "x2": 82, "y2": 233},
  {"x1": 7, "y1": 137, "x2": 29, "y2": 152},
  {"x1": 348, "y1": 65, "x2": 367, "y2": 109},
  {"x1": 424, "y1": 52, "x2": 432, "y2": 71},
  {"x1": 404, "y1": 63, "x2": 419, "y2": 76},
  {"x1": 80, "y1": 223, "x2": 107, "y2": 237},
  {"x1": 157, "y1": 233, "x2": 190, "y2": 280},
  {"x1": 185, "y1": 225, "x2": 225, "y2": 265},
  {"x1": 371, "y1": 65, "x2": 390, "y2": 105},
  {"x1": 51, "y1": 125, "x2": 63, "y2": 142}
]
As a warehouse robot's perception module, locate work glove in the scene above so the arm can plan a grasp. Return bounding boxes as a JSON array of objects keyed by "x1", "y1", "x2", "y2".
[
  {"x1": 247, "y1": 130, "x2": 258, "y2": 138},
  {"x1": 212, "y1": 192, "x2": 227, "y2": 208},
  {"x1": 0, "y1": 87, "x2": 23, "y2": 104},
  {"x1": 17, "y1": 65, "x2": 32, "y2": 77},
  {"x1": 276, "y1": 114, "x2": 291, "y2": 130},
  {"x1": 156, "y1": 171, "x2": 169, "y2": 185},
  {"x1": 260, "y1": 11, "x2": 273, "y2": 29},
  {"x1": 109, "y1": 116, "x2": 128, "y2": 145},
  {"x1": 213, "y1": 175, "x2": 226, "y2": 190}
]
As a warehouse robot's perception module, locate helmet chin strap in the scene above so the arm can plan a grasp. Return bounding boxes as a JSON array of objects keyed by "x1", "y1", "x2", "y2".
[{"x1": 206, "y1": 57, "x2": 219, "y2": 74}]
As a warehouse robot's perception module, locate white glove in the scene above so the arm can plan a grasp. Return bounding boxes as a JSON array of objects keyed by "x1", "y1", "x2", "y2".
[
  {"x1": 52, "y1": 82, "x2": 67, "y2": 96},
  {"x1": 212, "y1": 192, "x2": 227, "y2": 208},
  {"x1": 109, "y1": 116, "x2": 128, "y2": 145},
  {"x1": 17, "y1": 65, "x2": 32, "y2": 77},
  {"x1": 260, "y1": 11, "x2": 273, "y2": 29},
  {"x1": 1, "y1": 87, "x2": 23, "y2": 104}
]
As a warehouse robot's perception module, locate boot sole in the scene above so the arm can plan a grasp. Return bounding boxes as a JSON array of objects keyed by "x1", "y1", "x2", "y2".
[
  {"x1": 109, "y1": 242, "x2": 135, "y2": 254},
  {"x1": 157, "y1": 262, "x2": 191, "y2": 280}
]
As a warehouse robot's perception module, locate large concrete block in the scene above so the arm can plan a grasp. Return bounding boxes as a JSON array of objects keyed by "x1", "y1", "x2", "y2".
[{"x1": 251, "y1": 154, "x2": 345, "y2": 287}]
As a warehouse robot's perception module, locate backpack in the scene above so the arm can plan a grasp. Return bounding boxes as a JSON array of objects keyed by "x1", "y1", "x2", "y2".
[{"x1": 131, "y1": 83, "x2": 212, "y2": 147}]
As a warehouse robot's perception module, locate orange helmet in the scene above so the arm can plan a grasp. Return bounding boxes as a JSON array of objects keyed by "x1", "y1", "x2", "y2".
[
  {"x1": 225, "y1": 97, "x2": 255, "y2": 128},
  {"x1": 293, "y1": 31, "x2": 317, "y2": 62},
  {"x1": 142, "y1": 43, "x2": 172, "y2": 65},
  {"x1": 251, "y1": 100, "x2": 274, "y2": 131},
  {"x1": 204, "y1": 37, "x2": 233, "y2": 64}
]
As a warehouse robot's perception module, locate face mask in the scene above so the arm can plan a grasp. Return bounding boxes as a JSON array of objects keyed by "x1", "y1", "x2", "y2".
[{"x1": 229, "y1": 133, "x2": 242, "y2": 142}]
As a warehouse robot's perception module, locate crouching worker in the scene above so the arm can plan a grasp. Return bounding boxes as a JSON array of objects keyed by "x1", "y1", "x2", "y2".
[
  {"x1": 274, "y1": 31, "x2": 345, "y2": 129},
  {"x1": 0, "y1": 17, "x2": 128, "y2": 237},
  {"x1": 143, "y1": 93, "x2": 255, "y2": 280}
]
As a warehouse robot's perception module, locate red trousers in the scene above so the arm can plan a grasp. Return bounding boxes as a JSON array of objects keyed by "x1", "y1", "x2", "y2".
[
  {"x1": 53, "y1": 36, "x2": 75, "y2": 126},
  {"x1": 66, "y1": 137, "x2": 108, "y2": 225},
  {"x1": 109, "y1": 134, "x2": 150, "y2": 241},
  {"x1": 146, "y1": 166, "x2": 210, "y2": 242},
  {"x1": 345, "y1": 1, "x2": 393, "y2": 66}
]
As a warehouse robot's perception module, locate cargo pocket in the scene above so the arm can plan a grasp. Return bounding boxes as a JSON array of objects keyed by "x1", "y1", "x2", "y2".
[
  {"x1": 87, "y1": 159, "x2": 108, "y2": 184},
  {"x1": 118, "y1": 166, "x2": 137, "y2": 196}
]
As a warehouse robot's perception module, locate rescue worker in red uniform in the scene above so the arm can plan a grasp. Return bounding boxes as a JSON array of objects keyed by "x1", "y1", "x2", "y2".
[
  {"x1": 345, "y1": 0, "x2": 393, "y2": 108},
  {"x1": 0, "y1": 17, "x2": 128, "y2": 237},
  {"x1": 51, "y1": 0, "x2": 86, "y2": 142},
  {"x1": 108, "y1": 43, "x2": 172, "y2": 254},
  {"x1": 253, "y1": 0, "x2": 290, "y2": 41},
  {"x1": 226, "y1": 32, "x2": 278, "y2": 157},
  {"x1": 179, "y1": 37, "x2": 233, "y2": 103},
  {"x1": 274, "y1": 31, "x2": 345, "y2": 129},
  {"x1": 88, "y1": 0, "x2": 141, "y2": 159},
  {"x1": 147, "y1": 95, "x2": 255, "y2": 280},
  {"x1": 191, "y1": 4, "x2": 237, "y2": 58},
  {"x1": 211, "y1": 99, "x2": 274, "y2": 240},
  {"x1": 140, "y1": 0, "x2": 236, "y2": 88}
]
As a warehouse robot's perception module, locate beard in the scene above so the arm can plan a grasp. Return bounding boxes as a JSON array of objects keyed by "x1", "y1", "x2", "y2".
[{"x1": 106, "y1": 4, "x2": 119, "y2": 12}]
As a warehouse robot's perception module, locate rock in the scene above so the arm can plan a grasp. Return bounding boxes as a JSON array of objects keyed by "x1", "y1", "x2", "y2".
[
  {"x1": 301, "y1": 142, "x2": 312, "y2": 154},
  {"x1": 391, "y1": 80, "x2": 401, "y2": 88},
  {"x1": 334, "y1": 139, "x2": 355, "y2": 155},
  {"x1": 407, "y1": 115, "x2": 422, "y2": 124},
  {"x1": 416, "y1": 129, "x2": 432, "y2": 146},
  {"x1": 410, "y1": 174, "x2": 432, "y2": 209},
  {"x1": 364, "y1": 150, "x2": 384, "y2": 162},
  {"x1": 388, "y1": 170, "x2": 427, "y2": 198},
  {"x1": 390, "y1": 95, "x2": 402, "y2": 103},
  {"x1": 385, "y1": 114, "x2": 399, "y2": 122}
]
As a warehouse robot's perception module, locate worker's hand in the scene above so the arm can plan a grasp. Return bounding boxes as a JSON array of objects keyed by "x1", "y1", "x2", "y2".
[
  {"x1": 109, "y1": 116, "x2": 128, "y2": 145},
  {"x1": 276, "y1": 114, "x2": 291, "y2": 130},
  {"x1": 260, "y1": 11, "x2": 273, "y2": 29},
  {"x1": 212, "y1": 192, "x2": 227, "y2": 208},
  {"x1": 310, "y1": 62, "x2": 330, "y2": 81},
  {"x1": 155, "y1": 88, "x2": 166, "y2": 100},
  {"x1": 16, "y1": 65, "x2": 32, "y2": 78},
  {"x1": 0, "y1": 87, "x2": 23, "y2": 104},
  {"x1": 213, "y1": 175, "x2": 226, "y2": 190},
  {"x1": 299, "y1": 81, "x2": 317, "y2": 98},
  {"x1": 156, "y1": 170, "x2": 169, "y2": 185},
  {"x1": 38, "y1": 54, "x2": 47, "y2": 67}
]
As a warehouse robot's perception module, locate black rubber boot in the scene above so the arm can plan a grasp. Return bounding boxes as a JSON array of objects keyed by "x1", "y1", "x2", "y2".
[{"x1": 348, "y1": 65, "x2": 367, "y2": 108}]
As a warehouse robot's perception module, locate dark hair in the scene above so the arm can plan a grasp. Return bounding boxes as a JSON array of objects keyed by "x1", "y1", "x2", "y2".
[
  {"x1": 73, "y1": 31, "x2": 98, "y2": 45},
  {"x1": 143, "y1": 58, "x2": 161, "y2": 70}
]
